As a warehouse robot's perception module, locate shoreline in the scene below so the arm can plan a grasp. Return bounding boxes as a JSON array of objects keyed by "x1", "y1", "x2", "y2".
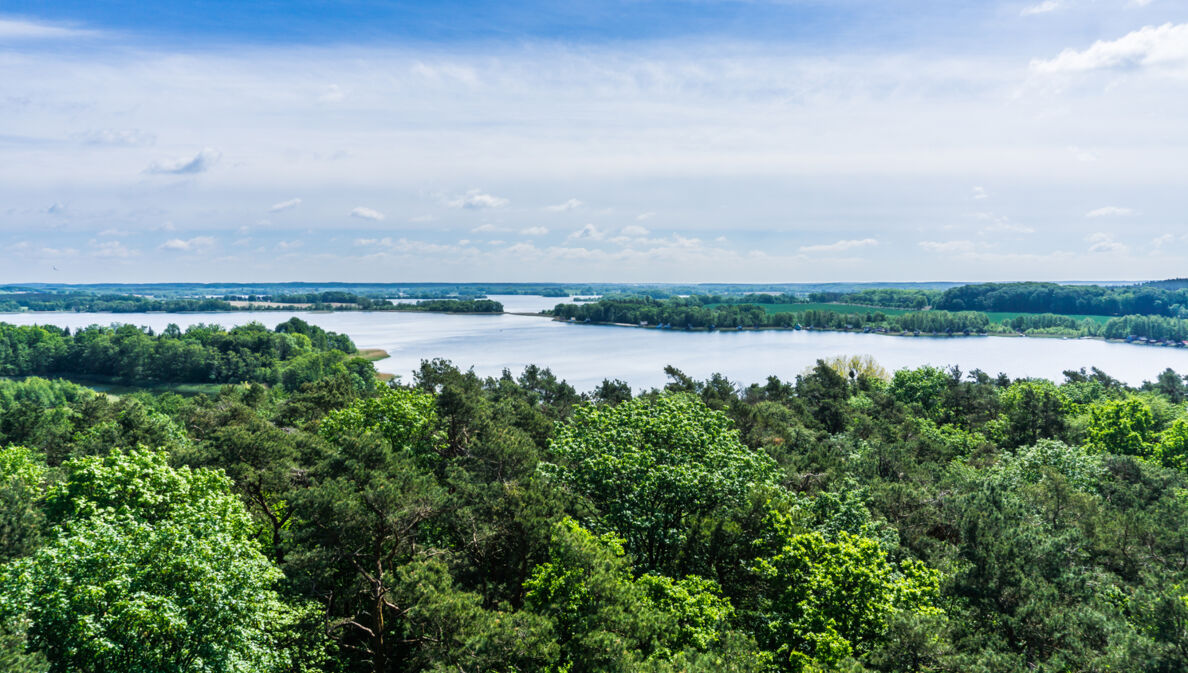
[
  {"x1": 3, "y1": 309, "x2": 1181, "y2": 350},
  {"x1": 548, "y1": 317, "x2": 1180, "y2": 348}
]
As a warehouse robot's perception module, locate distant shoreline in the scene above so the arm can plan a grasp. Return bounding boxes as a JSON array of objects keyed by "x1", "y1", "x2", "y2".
[{"x1": 548, "y1": 317, "x2": 1180, "y2": 348}]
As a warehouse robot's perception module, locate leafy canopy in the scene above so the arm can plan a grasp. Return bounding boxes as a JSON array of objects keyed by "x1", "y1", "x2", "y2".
[
  {"x1": 1, "y1": 449, "x2": 293, "y2": 673},
  {"x1": 543, "y1": 394, "x2": 777, "y2": 571}
]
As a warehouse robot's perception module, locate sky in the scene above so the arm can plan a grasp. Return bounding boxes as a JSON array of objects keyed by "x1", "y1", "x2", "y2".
[{"x1": 1, "y1": 0, "x2": 1185, "y2": 283}]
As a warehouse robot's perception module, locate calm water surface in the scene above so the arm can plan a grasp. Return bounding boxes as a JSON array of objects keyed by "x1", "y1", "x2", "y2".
[{"x1": 5, "y1": 295, "x2": 1188, "y2": 391}]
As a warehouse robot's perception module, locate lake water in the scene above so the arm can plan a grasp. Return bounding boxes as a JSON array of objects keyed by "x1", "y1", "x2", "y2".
[{"x1": 4, "y1": 294, "x2": 1188, "y2": 392}]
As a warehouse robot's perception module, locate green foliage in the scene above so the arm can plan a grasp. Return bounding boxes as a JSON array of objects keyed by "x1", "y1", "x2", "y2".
[
  {"x1": 4, "y1": 341, "x2": 1188, "y2": 672},
  {"x1": 524, "y1": 518, "x2": 767, "y2": 672},
  {"x1": 1, "y1": 449, "x2": 295, "y2": 673},
  {"x1": 318, "y1": 386, "x2": 444, "y2": 462},
  {"x1": 0, "y1": 319, "x2": 359, "y2": 385},
  {"x1": 1154, "y1": 418, "x2": 1188, "y2": 471},
  {"x1": 888, "y1": 365, "x2": 951, "y2": 419},
  {"x1": 999, "y1": 379, "x2": 1068, "y2": 447},
  {"x1": 749, "y1": 505, "x2": 942, "y2": 672},
  {"x1": 992, "y1": 439, "x2": 1105, "y2": 492},
  {"x1": 1086, "y1": 397, "x2": 1157, "y2": 457},
  {"x1": 544, "y1": 394, "x2": 777, "y2": 571},
  {"x1": 0, "y1": 445, "x2": 46, "y2": 563}
]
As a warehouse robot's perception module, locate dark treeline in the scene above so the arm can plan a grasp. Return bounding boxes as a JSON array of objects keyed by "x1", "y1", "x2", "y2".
[
  {"x1": 553, "y1": 296, "x2": 994, "y2": 334},
  {"x1": 0, "y1": 292, "x2": 234, "y2": 313},
  {"x1": 237, "y1": 291, "x2": 394, "y2": 308},
  {"x1": 2, "y1": 356, "x2": 1188, "y2": 672},
  {"x1": 0, "y1": 318, "x2": 370, "y2": 390},
  {"x1": 390, "y1": 299, "x2": 504, "y2": 313},
  {"x1": 932, "y1": 281, "x2": 1188, "y2": 317},
  {"x1": 234, "y1": 293, "x2": 503, "y2": 313},
  {"x1": 555, "y1": 297, "x2": 1188, "y2": 344},
  {"x1": 809, "y1": 288, "x2": 939, "y2": 309}
]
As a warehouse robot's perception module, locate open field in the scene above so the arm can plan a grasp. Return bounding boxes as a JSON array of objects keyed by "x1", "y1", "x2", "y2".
[{"x1": 357, "y1": 348, "x2": 391, "y2": 361}]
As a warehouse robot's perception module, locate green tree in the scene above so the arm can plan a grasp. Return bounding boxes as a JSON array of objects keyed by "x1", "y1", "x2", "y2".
[
  {"x1": 543, "y1": 394, "x2": 776, "y2": 572},
  {"x1": 888, "y1": 366, "x2": 951, "y2": 421},
  {"x1": 524, "y1": 518, "x2": 767, "y2": 672},
  {"x1": 293, "y1": 395, "x2": 448, "y2": 672},
  {"x1": 0, "y1": 445, "x2": 45, "y2": 563},
  {"x1": 1, "y1": 449, "x2": 300, "y2": 673},
  {"x1": 749, "y1": 514, "x2": 942, "y2": 672},
  {"x1": 318, "y1": 386, "x2": 444, "y2": 464},
  {"x1": 1154, "y1": 418, "x2": 1188, "y2": 471},
  {"x1": 999, "y1": 379, "x2": 1068, "y2": 447},
  {"x1": 1086, "y1": 398, "x2": 1157, "y2": 457}
]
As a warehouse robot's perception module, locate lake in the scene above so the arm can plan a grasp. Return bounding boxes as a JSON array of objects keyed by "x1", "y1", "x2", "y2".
[{"x1": 4, "y1": 295, "x2": 1188, "y2": 392}]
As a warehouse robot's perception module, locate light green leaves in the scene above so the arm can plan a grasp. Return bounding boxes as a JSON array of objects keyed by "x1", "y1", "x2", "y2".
[
  {"x1": 543, "y1": 394, "x2": 776, "y2": 571},
  {"x1": 1, "y1": 449, "x2": 291, "y2": 673}
]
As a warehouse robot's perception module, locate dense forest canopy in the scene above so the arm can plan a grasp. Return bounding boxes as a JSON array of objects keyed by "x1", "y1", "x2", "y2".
[
  {"x1": 551, "y1": 296, "x2": 1188, "y2": 342},
  {"x1": 931, "y1": 282, "x2": 1188, "y2": 317},
  {"x1": 0, "y1": 318, "x2": 370, "y2": 390},
  {"x1": 1, "y1": 336, "x2": 1187, "y2": 672}
]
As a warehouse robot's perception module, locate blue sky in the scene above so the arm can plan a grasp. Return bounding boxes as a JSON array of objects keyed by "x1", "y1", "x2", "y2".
[{"x1": 1, "y1": 1, "x2": 1185, "y2": 282}]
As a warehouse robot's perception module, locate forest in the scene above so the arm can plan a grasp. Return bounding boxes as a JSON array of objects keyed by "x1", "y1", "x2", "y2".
[
  {"x1": 2, "y1": 340, "x2": 1188, "y2": 672},
  {"x1": 0, "y1": 318, "x2": 370, "y2": 390},
  {"x1": 553, "y1": 296, "x2": 1188, "y2": 343},
  {"x1": 930, "y1": 282, "x2": 1188, "y2": 318},
  {"x1": 0, "y1": 292, "x2": 236, "y2": 313}
]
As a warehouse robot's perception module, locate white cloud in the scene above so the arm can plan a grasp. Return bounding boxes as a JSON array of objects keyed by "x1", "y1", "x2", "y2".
[
  {"x1": 975, "y1": 213, "x2": 1034, "y2": 234},
  {"x1": 276, "y1": 240, "x2": 303, "y2": 251},
  {"x1": 1086, "y1": 206, "x2": 1135, "y2": 217},
  {"x1": 505, "y1": 242, "x2": 540, "y2": 257},
  {"x1": 919, "y1": 240, "x2": 977, "y2": 254},
  {"x1": 620, "y1": 225, "x2": 650, "y2": 237},
  {"x1": 350, "y1": 206, "x2": 385, "y2": 221},
  {"x1": 471, "y1": 223, "x2": 500, "y2": 233},
  {"x1": 636, "y1": 212, "x2": 656, "y2": 221},
  {"x1": 1068, "y1": 146, "x2": 1098, "y2": 162},
  {"x1": 145, "y1": 148, "x2": 221, "y2": 175},
  {"x1": 446, "y1": 189, "x2": 509, "y2": 210},
  {"x1": 972, "y1": 186, "x2": 989, "y2": 200},
  {"x1": 544, "y1": 198, "x2": 582, "y2": 212},
  {"x1": 409, "y1": 214, "x2": 436, "y2": 223},
  {"x1": 1152, "y1": 233, "x2": 1175, "y2": 248},
  {"x1": 269, "y1": 198, "x2": 302, "y2": 212},
  {"x1": 0, "y1": 18, "x2": 97, "y2": 40},
  {"x1": 1032, "y1": 23, "x2": 1188, "y2": 73},
  {"x1": 360, "y1": 237, "x2": 463, "y2": 255},
  {"x1": 1086, "y1": 232, "x2": 1128, "y2": 253},
  {"x1": 98, "y1": 228, "x2": 131, "y2": 237},
  {"x1": 73, "y1": 129, "x2": 156, "y2": 146},
  {"x1": 46, "y1": 202, "x2": 66, "y2": 215},
  {"x1": 1021, "y1": 1, "x2": 1061, "y2": 16},
  {"x1": 159, "y1": 236, "x2": 216, "y2": 251},
  {"x1": 1129, "y1": 0, "x2": 1154, "y2": 8},
  {"x1": 798, "y1": 238, "x2": 879, "y2": 254},
  {"x1": 520, "y1": 226, "x2": 549, "y2": 236},
  {"x1": 91, "y1": 240, "x2": 137, "y2": 258},
  {"x1": 568, "y1": 224, "x2": 605, "y2": 241}
]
